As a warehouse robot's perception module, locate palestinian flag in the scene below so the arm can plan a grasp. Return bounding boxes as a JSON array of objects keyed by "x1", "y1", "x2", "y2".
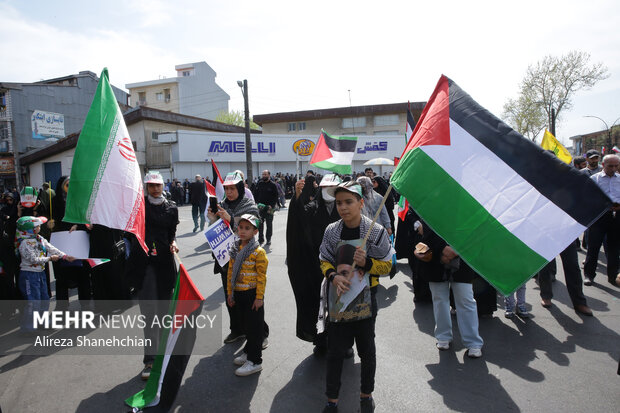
[
  {"x1": 541, "y1": 129, "x2": 572, "y2": 164},
  {"x1": 405, "y1": 101, "x2": 417, "y2": 142},
  {"x1": 390, "y1": 75, "x2": 611, "y2": 295},
  {"x1": 396, "y1": 195, "x2": 409, "y2": 222},
  {"x1": 309, "y1": 129, "x2": 357, "y2": 174},
  {"x1": 126, "y1": 261, "x2": 204, "y2": 411},
  {"x1": 211, "y1": 159, "x2": 225, "y2": 201},
  {"x1": 64, "y1": 68, "x2": 147, "y2": 253},
  {"x1": 84, "y1": 258, "x2": 110, "y2": 268}
]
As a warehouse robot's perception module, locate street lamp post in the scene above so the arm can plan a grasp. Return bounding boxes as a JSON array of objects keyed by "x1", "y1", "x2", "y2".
[
  {"x1": 237, "y1": 79, "x2": 254, "y2": 185},
  {"x1": 584, "y1": 115, "x2": 620, "y2": 154}
]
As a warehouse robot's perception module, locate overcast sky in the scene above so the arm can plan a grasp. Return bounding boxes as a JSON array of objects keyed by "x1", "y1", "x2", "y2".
[{"x1": 1, "y1": 0, "x2": 618, "y2": 145}]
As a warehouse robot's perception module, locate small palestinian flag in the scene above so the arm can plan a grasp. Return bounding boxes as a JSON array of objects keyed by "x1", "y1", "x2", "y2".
[
  {"x1": 396, "y1": 195, "x2": 409, "y2": 222},
  {"x1": 405, "y1": 101, "x2": 417, "y2": 142},
  {"x1": 391, "y1": 75, "x2": 610, "y2": 295},
  {"x1": 211, "y1": 159, "x2": 225, "y2": 201},
  {"x1": 84, "y1": 258, "x2": 110, "y2": 268},
  {"x1": 126, "y1": 262, "x2": 204, "y2": 411},
  {"x1": 309, "y1": 129, "x2": 357, "y2": 174}
]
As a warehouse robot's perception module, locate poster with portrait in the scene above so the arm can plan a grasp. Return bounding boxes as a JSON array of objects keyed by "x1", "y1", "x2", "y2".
[{"x1": 328, "y1": 239, "x2": 372, "y2": 323}]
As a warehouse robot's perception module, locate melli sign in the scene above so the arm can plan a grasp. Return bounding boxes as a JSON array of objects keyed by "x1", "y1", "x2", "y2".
[{"x1": 208, "y1": 141, "x2": 276, "y2": 154}]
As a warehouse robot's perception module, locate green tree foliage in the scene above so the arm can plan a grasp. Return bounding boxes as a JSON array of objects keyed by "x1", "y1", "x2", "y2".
[
  {"x1": 503, "y1": 51, "x2": 609, "y2": 141},
  {"x1": 502, "y1": 94, "x2": 546, "y2": 142},
  {"x1": 215, "y1": 110, "x2": 260, "y2": 129}
]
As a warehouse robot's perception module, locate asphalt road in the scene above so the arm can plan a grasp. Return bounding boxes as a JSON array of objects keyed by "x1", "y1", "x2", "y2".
[{"x1": 1, "y1": 202, "x2": 619, "y2": 412}]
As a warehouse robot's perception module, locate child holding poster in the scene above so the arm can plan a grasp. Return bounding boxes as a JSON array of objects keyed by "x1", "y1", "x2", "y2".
[
  {"x1": 16, "y1": 216, "x2": 75, "y2": 332},
  {"x1": 227, "y1": 214, "x2": 268, "y2": 377},
  {"x1": 318, "y1": 181, "x2": 393, "y2": 413}
]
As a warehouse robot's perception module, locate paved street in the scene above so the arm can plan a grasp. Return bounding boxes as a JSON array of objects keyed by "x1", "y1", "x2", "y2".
[{"x1": 1, "y1": 203, "x2": 619, "y2": 412}]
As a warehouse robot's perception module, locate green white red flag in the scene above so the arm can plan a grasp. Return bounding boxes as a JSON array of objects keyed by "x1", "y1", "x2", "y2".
[
  {"x1": 64, "y1": 68, "x2": 147, "y2": 253},
  {"x1": 390, "y1": 75, "x2": 610, "y2": 295}
]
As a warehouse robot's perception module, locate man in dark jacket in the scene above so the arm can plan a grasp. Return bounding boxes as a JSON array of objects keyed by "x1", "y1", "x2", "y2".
[
  {"x1": 254, "y1": 170, "x2": 278, "y2": 245},
  {"x1": 189, "y1": 174, "x2": 208, "y2": 232}
]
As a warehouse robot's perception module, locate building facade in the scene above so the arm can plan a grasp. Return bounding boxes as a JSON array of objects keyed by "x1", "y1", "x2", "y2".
[
  {"x1": 0, "y1": 71, "x2": 128, "y2": 187},
  {"x1": 253, "y1": 102, "x2": 425, "y2": 137},
  {"x1": 570, "y1": 126, "x2": 620, "y2": 156},
  {"x1": 19, "y1": 106, "x2": 254, "y2": 188},
  {"x1": 126, "y1": 62, "x2": 229, "y2": 120}
]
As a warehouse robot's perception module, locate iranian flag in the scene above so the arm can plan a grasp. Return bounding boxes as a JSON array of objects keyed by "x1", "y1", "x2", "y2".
[
  {"x1": 391, "y1": 75, "x2": 610, "y2": 295},
  {"x1": 126, "y1": 262, "x2": 204, "y2": 411},
  {"x1": 309, "y1": 129, "x2": 357, "y2": 174},
  {"x1": 64, "y1": 68, "x2": 147, "y2": 253}
]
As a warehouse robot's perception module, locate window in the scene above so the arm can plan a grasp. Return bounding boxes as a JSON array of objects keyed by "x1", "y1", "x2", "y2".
[
  {"x1": 298, "y1": 122, "x2": 306, "y2": 131},
  {"x1": 374, "y1": 114, "x2": 399, "y2": 126},
  {"x1": 288, "y1": 122, "x2": 296, "y2": 132},
  {"x1": 138, "y1": 92, "x2": 146, "y2": 105},
  {"x1": 342, "y1": 117, "x2": 366, "y2": 128},
  {"x1": 156, "y1": 92, "x2": 164, "y2": 101},
  {"x1": 182, "y1": 71, "x2": 191, "y2": 77},
  {"x1": 164, "y1": 88, "x2": 171, "y2": 102}
]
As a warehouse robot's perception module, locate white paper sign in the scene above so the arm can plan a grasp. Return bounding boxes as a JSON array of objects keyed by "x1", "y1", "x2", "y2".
[
  {"x1": 204, "y1": 219, "x2": 235, "y2": 267},
  {"x1": 50, "y1": 230, "x2": 90, "y2": 259}
]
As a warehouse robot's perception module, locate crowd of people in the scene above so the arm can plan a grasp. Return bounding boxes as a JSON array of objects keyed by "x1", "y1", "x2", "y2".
[{"x1": 1, "y1": 152, "x2": 619, "y2": 412}]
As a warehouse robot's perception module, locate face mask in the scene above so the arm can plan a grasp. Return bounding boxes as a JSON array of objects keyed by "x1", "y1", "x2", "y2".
[{"x1": 322, "y1": 188, "x2": 335, "y2": 202}]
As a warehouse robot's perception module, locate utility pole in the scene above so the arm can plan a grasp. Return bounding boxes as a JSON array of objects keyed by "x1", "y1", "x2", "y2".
[
  {"x1": 238, "y1": 79, "x2": 254, "y2": 185},
  {"x1": 550, "y1": 107, "x2": 556, "y2": 137},
  {"x1": 10, "y1": 120, "x2": 21, "y2": 190}
]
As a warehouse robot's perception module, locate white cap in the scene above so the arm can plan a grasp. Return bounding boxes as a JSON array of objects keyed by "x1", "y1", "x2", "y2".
[
  {"x1": 144, "y1": 171, "x2": 164, "y2": 184},
  {"x1": 319, "y1": 174, "x2": 342, "y2": 187}
]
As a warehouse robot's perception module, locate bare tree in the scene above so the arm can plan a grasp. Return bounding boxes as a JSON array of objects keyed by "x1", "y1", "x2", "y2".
[
  {"x1": 502, "y1": 93, "x2": 546, "y2": 142},
  {"x1": 503, "y1": 51, "x2": 609, "y2": 140}
]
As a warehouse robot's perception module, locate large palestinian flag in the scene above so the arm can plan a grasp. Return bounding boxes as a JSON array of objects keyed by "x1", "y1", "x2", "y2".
[
  {"x1": 309, "y1": 130, "x2": 357, "y2": 174},
  {"x1": 64, "y1": 68, "x2": 147, "y2": 253},
  {"x1": 126, "y1": 262, "x2": 204, "y2": 411},
  {"x1": 391, "y1": 75, "x2": 611, "y2": 295}
]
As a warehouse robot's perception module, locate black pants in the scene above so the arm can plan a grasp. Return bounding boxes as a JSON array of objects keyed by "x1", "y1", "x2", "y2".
[
  {"x1": 220, "y1": 268, "x2": 269, "y2": 339},
  {"x1": 234, "y1": 289, "x2": 265, "y2": 364},
  {"x1": 258, "y1": 208, "x2": 273, "y2": 243},
  {"x1": 584, "y1": 211, "x2": 619, "y2": 284},
  {"x1": 326, "y1": 317, "x2": 376, "y2": 399},
  {"x1": 139, "y1": 264, "x2": 174, "y2": 365},
  {"x1": 54, "y1": 262, "x2": 91, "y2": 306},
  {"x1": 539, "y1": 241, "x2": 587, "y2": 307},
  {"x1": 219, "y1": 267, "x2": 242, "y2": 335}
]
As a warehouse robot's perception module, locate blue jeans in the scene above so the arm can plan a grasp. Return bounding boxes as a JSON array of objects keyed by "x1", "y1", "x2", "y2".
[
  {"x1": 191, "y1": 204, "x2": 206, "y2": 230},
  {"x1": 429, "y1": 281, "x2": 483, "y2": 349},
  {"x1": 18, "y1": 270, "x2": 50, "y2": 331},
  {"x1": 505, "y1": 284, "x2": 526, "y2": 310}
]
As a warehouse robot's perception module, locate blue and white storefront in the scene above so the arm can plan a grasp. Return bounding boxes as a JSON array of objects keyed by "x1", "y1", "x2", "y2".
[{"x1": 169, "y1": 131, "x2": 407, "y2": 181}]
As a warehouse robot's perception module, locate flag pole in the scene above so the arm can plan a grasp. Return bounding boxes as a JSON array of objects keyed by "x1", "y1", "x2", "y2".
[
  {"x1": 48, "y1": 181, "x2": 52, "y2": 220},
  {"x1": 348, "y1": 184, "x2": 394, "y2": 277}
]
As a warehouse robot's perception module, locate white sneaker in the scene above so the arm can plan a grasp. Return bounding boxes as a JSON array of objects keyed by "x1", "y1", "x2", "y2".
[
  {"x1": 467, "y1": 348, "x2": 482, "y2": 358},
  {"x1": 436, "y1": 341, "x2": 450, "y2": 350},
  {"x1": 235, "y1": 360, "x2": 262, "y2": 376},
  {"x1": 262, "y1": 338, "x2": 269, "y2": 349},
  {"x1": 233, "y1": 353, "x2": 247, "y2": 366}
]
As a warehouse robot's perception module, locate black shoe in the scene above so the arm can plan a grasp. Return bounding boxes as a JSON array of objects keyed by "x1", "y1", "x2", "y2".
[
  {"x1": 265, "y1": 240, "x2": 271, "y2": 246},
  {"x1": 224, "y1": 332, "x2": 246, "y2": 344},
  {"x1": 313, "y1": 345, "x2": 327, "y2": 357},
  {"x1": 192, "y1": 226, "x2": 198, "y2": 233},
  {"x1": 360, "y1": 397, "x2": 375, "y2": 413},
  {"x1": 344, "y1": 347, "x2": 354, "y2": 359},
  {"x1": 583, "y1": 277, "x2": 593, "y2": 286},
  {"x1": 322, "y1": 403, "x2": 338, "y2": 413}
]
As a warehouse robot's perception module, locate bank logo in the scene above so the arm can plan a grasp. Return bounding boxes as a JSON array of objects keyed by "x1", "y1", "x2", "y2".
[{"x1": 293, "y1": 139, "x2": 315, "y2": 156}]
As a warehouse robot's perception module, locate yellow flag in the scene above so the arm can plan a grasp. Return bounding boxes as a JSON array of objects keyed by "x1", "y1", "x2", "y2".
[{"x1": 541, "y1": 129, "x2": 572, "y2": 164}]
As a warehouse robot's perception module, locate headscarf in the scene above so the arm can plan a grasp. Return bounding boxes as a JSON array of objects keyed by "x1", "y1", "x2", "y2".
[
  {"x1": 228, "y1": 236, "x2": 259, "y2": 291},
  {"x1": 299, "y1": 175, "x2": 317, "y2": 205}
]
